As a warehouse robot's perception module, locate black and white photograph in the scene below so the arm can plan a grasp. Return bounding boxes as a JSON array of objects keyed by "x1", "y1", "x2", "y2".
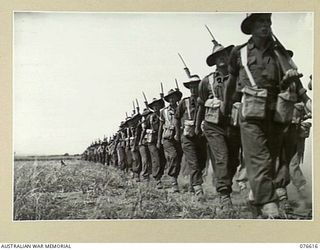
[{"x1": 13, "y1": 12, "x2": 313, "y2": 220}]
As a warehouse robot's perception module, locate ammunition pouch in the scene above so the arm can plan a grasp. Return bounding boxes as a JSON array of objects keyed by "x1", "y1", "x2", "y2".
[
  {"x1": 146, "y1": 129, "x2": 156, "y2": 143},
  {"x1": 230, "y1": 102, "x2": 241, "y2": 127},
  {"x1": 274, "y1": 90, "x2": 297, "y2": 124},
  {"x1": 241, "y1": 86, "x2": 267, "y2": 120},
  {"x1": 129, "y1": 136, "x2": 135, "y2": 148},
  {"x1": 299, "y1": 122, "x2": 311, "y2": 138},
  {"x1": 163, "y1": 124, "x2": 175, "y2": 140},
  {"x1": 204, "y1": 98, "x2": 222, "y2": 124},
  {"x1": 183, "y1": 120, "x2": 195, "y2": 138}
]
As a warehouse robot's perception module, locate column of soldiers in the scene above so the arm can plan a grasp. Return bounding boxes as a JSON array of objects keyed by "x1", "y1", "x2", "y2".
[{"x1": 82, "y1": 13, "x2": 312, "y2": 219}]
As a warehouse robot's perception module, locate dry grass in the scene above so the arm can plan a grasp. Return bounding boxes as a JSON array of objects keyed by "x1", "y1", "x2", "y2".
[{"x1": 13, "y1": 159, "x2": 310, "y2": 220}]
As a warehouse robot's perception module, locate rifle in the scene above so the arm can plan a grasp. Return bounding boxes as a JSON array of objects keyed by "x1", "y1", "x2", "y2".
[
  {"x1": 271, "y1": 32, "x2": 303, "y2": 88},
  {"x1": 136, "y1": 98, "x2": 140, "y2": 114},
  {"x1": 175, "y1": 78, "x2": 180, "y2": 90},
  {"x1": 178, "y1": 53, "x2": 191, "y2": 78},
  {"x1": 142, "y1": 91, "x2": 148, "y2": 107},
  {"x1": 132, "y1": 100, "x2": 136, "y2": 115},
  {"x1": 160, "y1": 82, "x2": 164, "y2": 98},
  {"x1": 205, "y1": 24, "x2": 220, "y2": 46}
]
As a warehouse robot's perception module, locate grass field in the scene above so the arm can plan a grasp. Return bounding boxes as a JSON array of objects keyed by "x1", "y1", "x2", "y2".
[{"x1": 13, "y1": 158, "x2": 312, "y2": 220}]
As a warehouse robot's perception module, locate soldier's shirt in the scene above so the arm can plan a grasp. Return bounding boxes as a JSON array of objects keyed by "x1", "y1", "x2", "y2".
[
  {"x1": 228, "y1": 37, "x2": 306, "y2": 108},
  {"x1": 175, "y1": 96, "x2": 198, "y2": 122},
  {"x1": 198, "y1": 71, "x2": 228, "y2": 106},
  {"x1": 159, "y1": 105, "x2": 176, "y2": 125},
  {"x1": 145, "y1": 112, "x2": 160, "y2": 133}
]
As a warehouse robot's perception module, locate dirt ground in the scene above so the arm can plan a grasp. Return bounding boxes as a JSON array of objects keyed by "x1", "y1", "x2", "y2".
[{"x1": 13, "y1": 158, "x2": 312, "y2": 220}]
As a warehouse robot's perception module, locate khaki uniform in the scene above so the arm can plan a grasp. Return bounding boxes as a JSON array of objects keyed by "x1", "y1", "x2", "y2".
[{"x1": 228, "y1": 38, "x2": 307, "y2": 205}]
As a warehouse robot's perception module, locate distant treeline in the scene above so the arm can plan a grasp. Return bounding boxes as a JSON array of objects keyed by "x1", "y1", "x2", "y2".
[{"x1": 14, "y1": 155, "x2": 81, "y2": 161}]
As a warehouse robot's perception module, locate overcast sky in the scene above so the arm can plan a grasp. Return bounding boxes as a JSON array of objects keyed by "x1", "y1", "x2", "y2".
[{"x1": 14, "y1": 12, "x2": 313, "y2": 155}]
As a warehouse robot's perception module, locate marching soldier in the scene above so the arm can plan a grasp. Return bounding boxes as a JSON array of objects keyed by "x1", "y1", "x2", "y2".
[
  {"x1": 138, "y1": 108, "x2": 153, "y2": 181},
  {"x1": 129, "y1": 109, "x2": 143, "y2": 182},
  {"x1": 140, "y1": 96, "x2": 166, "y2": 189},
  {"x1": 116, "y1": 122, "x2": 127, "y2": 171},
  {"x1": 223, "y1": 13, "x2": 312, "y2": 218},
  {"x1": 196, "y1": 35, "x2": 238, "y2": 212},
  {"x1": 124, "y1": 117, "x2": 133, "y2": 173},
  {"x1": 158, "y1": 87, "x2": 183, "y2": 192},
  {"x1": 175, "y1": 73, "x2": 207, "y2": 200}
]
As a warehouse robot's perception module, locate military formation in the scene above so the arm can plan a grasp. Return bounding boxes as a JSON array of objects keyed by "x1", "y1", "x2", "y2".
[{"x1": 82, "y1": 13, "x2": 312, "y2": 219}]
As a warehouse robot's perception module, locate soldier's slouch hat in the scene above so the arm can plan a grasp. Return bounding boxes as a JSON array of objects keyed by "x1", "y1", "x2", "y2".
[
  {"x1": 241, "y1": 13, "x2": 272, "y2": 35},
  {"x1": 183, "y1": 75, "x2": 201, "y2": 89},
  {"x1": 142, "y1": 108, "x2": 152, "y2": 117},
  {"x1": 164, "y1": 89, "x2": 183, "y2": 102},
  {"x1": 148, "y1": 97, "x2": 165, "y2": 110},
  {"x1": 206, "y1": 43, "x2": 234, "y2": 66}
]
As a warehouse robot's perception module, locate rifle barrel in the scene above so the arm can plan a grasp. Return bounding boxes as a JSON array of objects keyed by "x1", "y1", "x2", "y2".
[
  {"x1": 142, "y1": 91, "x2": 148, "y2": 103},
  {"x1": 178, "y1": 53, "x2": 188, "y2": 68},
  {"x1": 205, "y1": 24, "x2": 216, "y2": 40}
]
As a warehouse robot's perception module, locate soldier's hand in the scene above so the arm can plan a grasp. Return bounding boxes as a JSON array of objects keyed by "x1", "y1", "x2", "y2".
[
  {"x1": 282, "y1": 69, "x2": 301, "y2": 83},
  {"x1": 156, "y1": 142, "x2": 161, "y2": 149}
]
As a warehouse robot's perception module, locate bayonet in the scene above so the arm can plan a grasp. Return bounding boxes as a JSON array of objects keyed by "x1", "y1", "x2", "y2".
[
  {"x1": 205, "y1": 24, "x2": 219, "y2": 46},
  {"x1": 160, "y1": 82, "x2": 164, "y2": 98},
  {"x1": 136, "y1": 98, "x2": 140, "y2": 113},
  {"x1": 175, "y1": 78, "x2": 179, "y2": 90},
  {"x1": 142, "y1": 91, "x2": 148, "y2": 107},
  {"x1": 178, "y1": 53, "x2": 191, "y2": 78}
]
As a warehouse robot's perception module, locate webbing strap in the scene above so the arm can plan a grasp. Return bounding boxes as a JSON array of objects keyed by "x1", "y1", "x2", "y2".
[
  {"x1": 209, "y1": 73, "x2": 216, "y2": 98},
  {"x1": 185, "y1": 98, "x2": 191, "y2": 120},
  {"x1": 240, "y1": 45, "x2": 257, "y2": 88}
]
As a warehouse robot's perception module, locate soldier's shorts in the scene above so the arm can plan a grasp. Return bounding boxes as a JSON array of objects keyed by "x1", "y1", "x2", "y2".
[{"x1": 181, "y1": 135, "x2": 207, "y2": 186}]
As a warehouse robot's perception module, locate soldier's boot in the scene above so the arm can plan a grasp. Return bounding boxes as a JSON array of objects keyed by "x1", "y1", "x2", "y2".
[
  {"x1": 276, "y1": 187, "x2": 293, "y2": 217},
  {"x1": 156, "y1": 180, "x2": 163, "y2": 190},
  {"x1": 194, "y1": 185, "x2": 205, "y2": 203},
  {"x1": 188, "y1": 185, "x2": 195, "y2": 194},
  {"x1": 246, "y1": 189, "x2": 262, "y2": 218},
  {"x1": 134, "y1": 173, "x2": 141, "y2": 183},
  {"x1": 219, "y1": 193, "x2": 234, "y2": 215},
  {"x1": 261, "y1": 202, "x2": 280, "y2": 219},
  {"x1": 171, "y1": 177, "x2": 179, "y2": 193}
]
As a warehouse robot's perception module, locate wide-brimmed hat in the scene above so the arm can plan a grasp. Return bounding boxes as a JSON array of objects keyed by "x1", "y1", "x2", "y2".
[
  {"x1": 119, "y1": 121, "x2": 125, "y2": 128},
  {"x1": 206, "y1": 42, "x2": 234, "y2": 67},
  {"x1": 128, "y1": 113, "x2": 142, "y2": 126},
  {"x1": 164, "y1": 89, "x2": 183, "y2": 102},
  {"x1": 148, "y1": 97, "x2": 165, "y2": 109},
  {"x1": 241, "y1": 13, "x2": 272, "y2": 35},
  {"x1": 183, "y1": 75, "x2": 201, "y2": 89},
  {"x1": 141, "y1": 108, "x2": 152, "y2": 117}
]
